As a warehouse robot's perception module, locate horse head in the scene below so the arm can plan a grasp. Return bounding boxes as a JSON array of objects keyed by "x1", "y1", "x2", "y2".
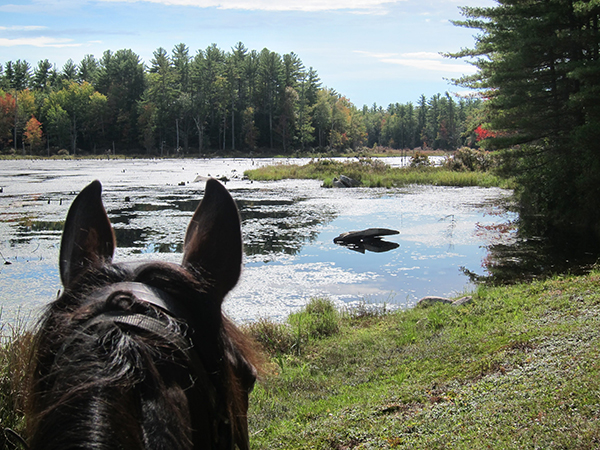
[{"x1": 26, "y1": 179, "x2": 257, "y2": 450}]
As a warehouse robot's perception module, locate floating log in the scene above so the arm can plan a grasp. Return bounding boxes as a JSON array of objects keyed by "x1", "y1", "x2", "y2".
[
  {"x1": 334, "y1": 228, "x2": 399, "y2": 254},
  {"x1": 334, "y1": 228, "x2": 399, "y2": 244}
]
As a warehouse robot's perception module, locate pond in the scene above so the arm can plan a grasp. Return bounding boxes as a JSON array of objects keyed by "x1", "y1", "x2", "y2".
[{"x1": 0, "y1": 158, "x2": 516, "y2": 326}]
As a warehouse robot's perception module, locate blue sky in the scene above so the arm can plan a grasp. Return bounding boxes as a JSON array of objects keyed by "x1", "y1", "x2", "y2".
[{"x1": 0, "y1": 0, "x2": 495, "y2": 107}]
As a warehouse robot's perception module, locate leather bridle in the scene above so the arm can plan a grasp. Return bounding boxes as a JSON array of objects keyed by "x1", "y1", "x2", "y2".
[{"x1": 55, "y1": 281, "x2": 236, "y2": 450}]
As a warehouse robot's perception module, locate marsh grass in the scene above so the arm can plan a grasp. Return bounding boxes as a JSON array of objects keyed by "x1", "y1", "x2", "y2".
[
  {"x1": 244, "y1": 158, "x2": 512, "y2": 189},
  {"x1": 246, "y1": 272, "x2": 600, "y2": 449},
  {"x1": 0, "y1": 316, "x2": 32, "y2": 449}
]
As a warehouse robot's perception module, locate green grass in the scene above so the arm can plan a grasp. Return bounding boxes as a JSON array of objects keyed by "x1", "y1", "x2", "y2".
[
  {"x1": 3, "y1": 272, "x2": 599, "y2": 448},
  {"x1": 244, "y1": 272, "x2": 600, "y2": 449},
  {"x1": 244, "y1": 158, "x2": 512, "y2": 189}
]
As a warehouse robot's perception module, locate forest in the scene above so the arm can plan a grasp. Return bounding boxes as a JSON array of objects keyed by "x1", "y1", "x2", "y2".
[{"x1": 0, "y1": 42, "x2": 483, "y2": 156}]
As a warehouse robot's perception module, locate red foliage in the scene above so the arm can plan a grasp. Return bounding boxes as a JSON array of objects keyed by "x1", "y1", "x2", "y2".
[
  {"x1": 0, "y1": 92, "x2": 17, "y2": 146},
  {"x1": 474, "y1": 125, "x2": 496, "y2": 141}
]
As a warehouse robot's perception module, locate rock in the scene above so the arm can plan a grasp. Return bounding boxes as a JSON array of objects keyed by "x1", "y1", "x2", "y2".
[
  {"x1": 418, "y1": 296, "x2": 453, "y2": 306},
  {"x1": 417, "y1": 295, "x2": 473, "y2": 307},
  {"x1": 332, "y1": 174, "x2": 361, "y2": 188},
  {"x1": 334, "y1": 228, "x2": 399, "y2": 244},
  {"x1": 452, "y1": 296, "x2": 473, "y2": 306},
  {"x1": 334, "y1": 228, "x2": 399, "y2": 254}
]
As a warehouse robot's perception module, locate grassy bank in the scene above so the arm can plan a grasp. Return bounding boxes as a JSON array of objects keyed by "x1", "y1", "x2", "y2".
[
  {"x1": 0, "y1": 321, "x2": 30, "y2": 448},
  {"x1": 244, "y1": 158, "x2": 511, "y2": 188},
  {"x1": 244, "y1": 271, "x2": 600, "y2": 449},
  {"x1": 2, "y1": 271, "x2": 598, "y2": 447}
]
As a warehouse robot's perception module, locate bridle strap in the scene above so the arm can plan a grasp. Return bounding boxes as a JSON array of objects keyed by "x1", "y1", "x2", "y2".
[
  {"x1": 87, "y1": 311, "x2": 233, "y2": 449},
  {"x1": 87, "y1": 282, "x2": 189, "y2": 318},
  {"x1": 67, "y1": 282, "x2": 235, "y2": 449},
  {"x1": 85, "y1": 310, "x2": 216, "y2": 402}
]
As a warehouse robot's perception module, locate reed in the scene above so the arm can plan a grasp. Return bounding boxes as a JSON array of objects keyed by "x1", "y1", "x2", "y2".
[
  {"x1": 245, "y1": 158, "x2": 512, "y2": 189},
  {"x1": 0, "y1": 316, "x2": 31, "y2": 448}
]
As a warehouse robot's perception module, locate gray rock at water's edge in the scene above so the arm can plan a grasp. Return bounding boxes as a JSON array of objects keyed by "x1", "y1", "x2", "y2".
[
  {"x1": 417, "y1": 295, "x2": 473, "y2": 307},
  {"x1": 193, "y1": 175, "x2": 229, "y2": 183},
  {"x1": 332, "y1": 174, "x2": 361, "y2": 188},
  {"x1": 451, "y1": 296, "x2": 473, "y2": 306},
  {"x1": 418, "y1": 296, "x2": 453, "y2": 306}
]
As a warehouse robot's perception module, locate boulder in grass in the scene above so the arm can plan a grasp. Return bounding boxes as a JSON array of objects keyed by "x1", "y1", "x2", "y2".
[
  {"x1": 332, "y1": 174, "x2": 361, "y2": 188},
  {"x1": 417, "y1": 295, "x2": 473, "y2": 307}
]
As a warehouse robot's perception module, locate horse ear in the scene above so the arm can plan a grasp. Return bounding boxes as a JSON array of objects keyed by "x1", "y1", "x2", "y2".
[
  {"x1": 60, "y1": 180, "x2": 115, "y2": 288},
  {"x1": 182, "y1": 179, "x2": 242, "y2": 299}
]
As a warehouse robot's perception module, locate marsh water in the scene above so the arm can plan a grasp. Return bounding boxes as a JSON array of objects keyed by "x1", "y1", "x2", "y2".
[{"x1": 0, "y1": 158, "x2": 518, "y2": 326}]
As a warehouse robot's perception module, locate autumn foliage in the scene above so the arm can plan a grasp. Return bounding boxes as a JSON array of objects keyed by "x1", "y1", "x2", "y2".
[
  {"x1": 0, "y1": 92, "x2": 17, "y2": 148},
  {"x1": 24, "y1": 115, "x2": 44, "y2": 151},
  {"x1": 474, "y1": 125, "x2": 496, "y2": 142}
]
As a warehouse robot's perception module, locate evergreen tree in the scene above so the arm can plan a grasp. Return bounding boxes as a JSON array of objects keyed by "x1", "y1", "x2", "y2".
[
  {"x1": 449, "y1": 0, "x2": 600, "y2": 235},
  {"x1": 61, "y1": 59, "x2": 77, "y2": 82},
  {"x1": 13, "y1": 60, "x2": 31, "y2": 90},
  {"x1": 78, "y1": 55, "x2": 99, "y2": 84},
  {"x1": 95, "y1": 49, "x2": 145, "y2": 151},
  {"x1": 32, "y1": 59, "x2": 55, "y2": 92}
]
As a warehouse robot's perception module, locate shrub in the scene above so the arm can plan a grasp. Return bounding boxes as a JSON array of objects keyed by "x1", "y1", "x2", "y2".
[
  {"x1": 288, "y1": 297, "x2": 340, "y2": 340},
  {"x1": 242, "y1": 318, "x2": 296, "y2": 356},
  {"x1": 446, "y1": 147, "x2": 494, "y2": 172},
  {"x1": 410, "y1": 151, "x2": 431, "y2": 168}
]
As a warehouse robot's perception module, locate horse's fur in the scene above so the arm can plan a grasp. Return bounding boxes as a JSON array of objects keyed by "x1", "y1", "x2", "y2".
[{"x1": 25, "y1": 179, "x2": 258, "y2": 450}]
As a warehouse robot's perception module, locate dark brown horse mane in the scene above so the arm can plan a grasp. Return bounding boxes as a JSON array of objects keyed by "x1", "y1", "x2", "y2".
[
  {"x1": 26, "y1": 261, "x2": 260, "y2": 450},
  {"x1": 24, "y1": 179, "x2": 261, "y2": 450}
]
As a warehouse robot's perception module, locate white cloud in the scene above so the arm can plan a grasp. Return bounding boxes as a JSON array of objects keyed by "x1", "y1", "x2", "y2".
[
  {"x1": 382, "y1": 57, "x2": 474, "y2": 73},
  {"x1": 0, "y1": 36, "x2": 81, "y2": 48},
  {"x1": 356, "y1": 50, "x2": 477, "y2": 74},
  {"x1": 0, "y1": 25, "x2": 48, "y2": 31},
  {"x1": 354, "y1": 50, "x2": 399, "y2": 59},
  {"x1": 99, "y1": 0, "x2": 404, "y2": 12}
]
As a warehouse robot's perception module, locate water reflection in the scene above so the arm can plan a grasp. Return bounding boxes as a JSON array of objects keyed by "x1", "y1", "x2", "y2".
[
  {"x1": 103, "y1": 194, "x2": 340, "y2": 256},
  {"x1": 238, "y1": 198, "x2": 338, "y2": 257},
  {"x1": 336, "y1": 238, "x2": 400, "y2": 254},
  {"x1": 468, "y1": 225, "x2": 600, "y2": 285},
  {"x1": 139, "y1": 242, "x2": 183, "y2": 254},
  {"x1": 0, "y1": 158, "x2": 524, "y2": 325}
]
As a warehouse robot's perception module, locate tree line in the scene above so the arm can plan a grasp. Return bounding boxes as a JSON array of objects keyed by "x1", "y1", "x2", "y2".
[{"x1": 0, "y1": 42, "x2": 483, "y2": 156}]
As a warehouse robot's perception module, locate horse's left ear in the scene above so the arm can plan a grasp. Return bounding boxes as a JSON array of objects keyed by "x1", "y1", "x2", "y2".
[
  {"x1": 182, "y1": 179, "x2": 242, "y2": 300},
  {"x1": 60, "y1": 180, "x2": 115, "y2": 289}
]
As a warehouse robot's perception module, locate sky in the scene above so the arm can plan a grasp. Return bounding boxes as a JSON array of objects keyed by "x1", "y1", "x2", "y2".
[{"x1": 0, "y1": 0, "x2": 496, "y2": 107}]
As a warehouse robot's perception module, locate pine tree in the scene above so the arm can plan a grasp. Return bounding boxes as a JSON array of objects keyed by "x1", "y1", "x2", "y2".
[{"x1": 449, "y1": 0, "x2": 600, "y2": 235}]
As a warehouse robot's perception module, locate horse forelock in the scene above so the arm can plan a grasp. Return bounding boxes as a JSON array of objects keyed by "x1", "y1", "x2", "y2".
[{"x1": 26, "y1": 261, "x2": 258, "y2": 450}]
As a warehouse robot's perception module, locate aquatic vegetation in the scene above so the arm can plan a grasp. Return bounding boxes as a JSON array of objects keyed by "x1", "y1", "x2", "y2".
[{"x1": 245, "y1": 158, "x2": 512, "y2": 189}]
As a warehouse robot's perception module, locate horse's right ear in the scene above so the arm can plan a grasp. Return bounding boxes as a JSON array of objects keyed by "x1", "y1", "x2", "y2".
[
  {"x1": 60, "y1": 180, "x2": 115, "y2": 289},
  {"x1": 182, "y1": 179, "x2": 242, "y2": 300}
]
